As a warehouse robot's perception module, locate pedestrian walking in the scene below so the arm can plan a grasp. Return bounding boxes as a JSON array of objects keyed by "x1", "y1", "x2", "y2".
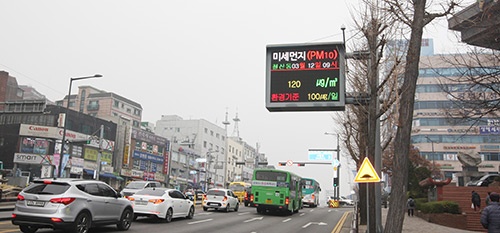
[
  {"x1": 472, "y1": 190, "x2": 481, "y2": 211},
  {"x1": 407, "y1": 196, "x2": 416, "y2": 217},
  {"x1": 481, "y1": 192, "x2": 500, "y2": 232},
  {"x1": 486, "y1": 192, "x2": 491, "y2": 206}
]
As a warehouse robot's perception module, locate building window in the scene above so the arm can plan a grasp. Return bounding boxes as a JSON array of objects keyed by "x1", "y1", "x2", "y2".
[
  {"x1": 205, "y1": 128, "x2": 208, "y2": 133},
  {"x1": 126, "y1": 108, "x2": 131, "y2": 113},
  {"x1": 134, "y1": 108, "x2": 141, "y2": 116},
  {"x1": 114, "y1": 100, "x2": 119, "y2": 108},
  {"x1": 203, "y1": 141, "x2": 207, "y2": 148},
  {"x1": 210, "y1": 130, "x2": 214, "y2": 136},
  {"x1": 133, "y1": 120, "x2": 139, "y2": 127}
]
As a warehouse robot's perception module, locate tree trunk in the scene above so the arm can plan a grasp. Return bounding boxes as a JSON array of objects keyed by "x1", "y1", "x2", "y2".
[{"x1": 384, "y1": 0, "x2": 426, "y2": 232}]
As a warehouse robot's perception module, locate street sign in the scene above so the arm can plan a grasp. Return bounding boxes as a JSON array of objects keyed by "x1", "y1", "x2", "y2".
[
  {"x1": 354, "y1": 157, "x2": 380, "y2": 183},
  {"x1": 308, "y1": 150, "x2": 334, "y2": 161},
  {"x1": 286, "y1": 160, "x2": 293, "y2": 166}
]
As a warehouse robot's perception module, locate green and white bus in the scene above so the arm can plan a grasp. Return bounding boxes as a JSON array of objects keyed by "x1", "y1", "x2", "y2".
[
  {"x1": 301, "y1": 178, "x2": 321, "y2": 208},
  {"x1": 251, "y1": 168, "x2": 303, "y2": 214}
]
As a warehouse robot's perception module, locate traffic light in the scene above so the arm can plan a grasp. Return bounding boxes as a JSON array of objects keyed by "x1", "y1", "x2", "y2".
[
  {"x1": 297, "y1": 163, "x2": 305, "y2": 166},
  {"x1": 278, "y1": 162, "x2": 286, "y2": 166},
  {"x1": 333, "y1": 177, "x2": 339, "y2": 187}
]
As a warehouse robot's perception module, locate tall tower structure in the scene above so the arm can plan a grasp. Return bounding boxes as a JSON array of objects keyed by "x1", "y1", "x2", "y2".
[
  {"x1": 222, "y1": 108, "x2": 230, "y2": 132},
  {"x1": 232, "y1": 111, "x2": 240, "y2": 139}
]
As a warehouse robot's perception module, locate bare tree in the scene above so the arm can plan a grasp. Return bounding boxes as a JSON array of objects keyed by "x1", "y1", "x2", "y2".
[{"x1": 382, "y1": 0, "x2": 457, "y2": 232}]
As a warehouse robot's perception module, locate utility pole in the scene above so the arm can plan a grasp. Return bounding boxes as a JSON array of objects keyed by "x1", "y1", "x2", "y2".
[{"x1": 96, "y1": 125, "x2": 104, "y2": 180}]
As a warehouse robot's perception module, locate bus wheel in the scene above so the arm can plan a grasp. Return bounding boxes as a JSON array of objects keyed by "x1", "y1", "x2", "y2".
[{"x1": 256, "y1": 207, "x2": 263, "y2": 214}]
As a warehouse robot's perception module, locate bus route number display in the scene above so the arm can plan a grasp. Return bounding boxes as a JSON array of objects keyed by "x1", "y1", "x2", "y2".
[{"x1": 265, "y1": 42, "x2": 345, "y2": 112}]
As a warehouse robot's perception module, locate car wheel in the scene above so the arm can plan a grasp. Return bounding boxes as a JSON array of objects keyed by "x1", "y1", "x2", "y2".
[
  {"x1": 165, "y1": 208, "x2": 173, "y2": 223},
  {"x1": 71, "y1": 212, "x2": 91, "y2": 233},
  {"x1": 186, "y1": 206, "x2": 195, "y2": 219},
  {"x1": 19, "y1": 225, "x2": 38, "y2": 233},
  {"x1": 244, "y1": 202, "x2": 249, "y2": 207},
  {"x1": 203, "y1": 207, "x2": 208, "y2": 211},
  {"x1": 225, "y1": 204, "x2": 230, "y2": 212},
  {"x1": 234, "y1": 203, "x2": 239, "y2": 212},
  {"x1": 117, "y1": 208, "x2": 133, "y2": 230}
]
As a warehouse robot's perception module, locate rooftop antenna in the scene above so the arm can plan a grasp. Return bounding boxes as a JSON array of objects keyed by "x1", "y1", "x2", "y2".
[
  {"x1": 232, "y1": 110, "x2": 240, "y2": 139},
  {"x1": 222, "y1": 107, "x2": 230, "y2": 132}
]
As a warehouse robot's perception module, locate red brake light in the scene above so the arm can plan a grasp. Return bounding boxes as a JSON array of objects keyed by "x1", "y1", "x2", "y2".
[
  {"x1": 149, "y1": 199, "x2": 165, "y2": 204},
  {"x1": 312, "y1": 194, "x2": 315, "y2": 200},
  {"x1": 203, "y1": 194, "x2": 206, "y2": 200},
  {"x1": 51, "y1": 218, "x2": 63, "y2": 222},
  {"x1": 285, "y1": 197, "x2": 290, "y2": 205},
  {"x1": 223, "y1": 196, "x2": 228, "y2": 202},
  {"x1": 50, "y1": 197, "x2": 76, "y2": 205},
  {"x1": 250, "y1": 194, "x2": 254, "y2": 202},
  {"x1": 127, "y1": 197, "x2": 135, "y2": 201},
  {"x1": 43, "y1": 180, "x2": 52, "y2": 184},
  {"x1": 17, "y1": 194, "x2": 25, "y2": 201}
]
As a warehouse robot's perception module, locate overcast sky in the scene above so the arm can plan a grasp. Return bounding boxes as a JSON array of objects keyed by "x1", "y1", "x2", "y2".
[{"x1": 0, "y1": 0, "x2": 469, "y2": 197}]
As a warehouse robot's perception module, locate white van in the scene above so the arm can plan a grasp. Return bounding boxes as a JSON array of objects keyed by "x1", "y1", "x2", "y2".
[{"x1": 120, "y1": 180, "x2": 162, "y2": 197}]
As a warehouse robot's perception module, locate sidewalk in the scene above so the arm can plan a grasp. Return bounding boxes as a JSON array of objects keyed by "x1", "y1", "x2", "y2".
[{"x1": 343, "y1": 207, "x2": 478, "y2": 233}]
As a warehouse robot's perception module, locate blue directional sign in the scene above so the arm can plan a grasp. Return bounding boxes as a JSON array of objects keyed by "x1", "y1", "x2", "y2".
[{"x1": 308, "y1": 150, "x2": 334, "y2": 161}]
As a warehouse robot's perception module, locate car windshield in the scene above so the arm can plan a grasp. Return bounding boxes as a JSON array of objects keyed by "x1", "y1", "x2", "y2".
[
  {"x1": 207, "y1": 190, "x2": 226, "y2": 196},
  {"x1": 125, "y1": 182, "x2": 146, "y2": 189},
  {"x1": 135, "y1": 188, "x2": 165, "y2": 196},
  {"x1": 24, "y1": 182, "x2": 70, "y2": 195}
]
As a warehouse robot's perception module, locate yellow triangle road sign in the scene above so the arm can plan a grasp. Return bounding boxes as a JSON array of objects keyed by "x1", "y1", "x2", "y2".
[{"x1": 354, "y1": 157, "x2": 380, "y2": 183}]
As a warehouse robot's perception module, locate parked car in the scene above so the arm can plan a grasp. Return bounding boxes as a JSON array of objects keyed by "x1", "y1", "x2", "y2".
[
  {"x1": 326, "y1": 195, "x2": 354, "y2": 206},
  {"x1": 466, "y1": 174, "x2": 500, "y2": 187},
  {"x1": 12, "y1": 178, "x2": 133, "y2": 233},
  {"x1": 202, "y1": 188, "x2": 239, "y2": 212},
  {"x1": 128, "y1": 187, "x2": 194, "y2": 222},
  {"x1": 120, "y1": 180, "x2": 162, "y2": 198}
]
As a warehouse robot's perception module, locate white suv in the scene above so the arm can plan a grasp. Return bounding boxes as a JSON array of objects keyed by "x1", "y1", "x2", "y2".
[{"x1": 12, "y1": 178, "x2": 133, "y2": 233}]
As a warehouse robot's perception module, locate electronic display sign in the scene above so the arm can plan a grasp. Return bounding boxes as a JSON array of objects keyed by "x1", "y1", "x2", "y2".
[{"x1": 266, "y1": 42, "x2": 345, "y2": 112}]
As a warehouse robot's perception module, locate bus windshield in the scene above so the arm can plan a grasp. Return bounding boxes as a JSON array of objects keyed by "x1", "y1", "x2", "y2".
[{"x1": 255, "y1": 170, "x2": 287, "y2": 181}]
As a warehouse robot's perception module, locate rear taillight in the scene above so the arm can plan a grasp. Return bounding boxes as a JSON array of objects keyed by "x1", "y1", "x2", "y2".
[
  {"x1": 285, "y1": 197, "x2": 290, "y2": 205},
  {"x1": 312, "y1": 194, "x2": 315, "y2": 200},
  {"x1": 127, "y1": 197, "x2": 135, "y2": 201},
  {"x1": 17, "y1": 194, "x2": 25, "y2": 201},
  {"x1": 203, "y1": 194, "x2": 206, "y2": 200},
  {"x1": 149, "y1": 199, "x2": 165, "y2": 204},
  {"x1": 51, "y1": 218, "x2": 63, "y2": 222},
  {"x1": 250, "y1": 194, "x2": 254, "y2": 202},
  {"x1": 50, "y1": 197, "x2": 76, "y2": 205},
  {"x1": 244, "y1": 192, "x2": 248, "y2": 198},
  {"x1": 223, "y1": 196, "x2": 228, "y2": 201}
]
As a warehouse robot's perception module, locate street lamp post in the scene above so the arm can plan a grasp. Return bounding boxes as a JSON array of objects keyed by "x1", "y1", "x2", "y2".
[{"x1": 58, "y1": 74, "x2": 102, "y2": 178}]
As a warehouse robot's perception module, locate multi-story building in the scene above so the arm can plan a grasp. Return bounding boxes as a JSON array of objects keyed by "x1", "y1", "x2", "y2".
[
  {"x1": 411, "y1": 53, "x2": 500, "y2": 185},
  {"x1": 155, "y1": 115, "x2": 228, "y2": 189},
  {"x1": 226, "y1": 137, "x2": 245, "y2": 184},
  {"x1": 55, "y1": 85, "x2": 142, "y2": 128}
]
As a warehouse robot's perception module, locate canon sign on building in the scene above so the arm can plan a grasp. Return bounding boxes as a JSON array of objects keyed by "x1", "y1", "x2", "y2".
[{"x1": 19, "y1": 124, "x2": 88, "y2": 141}]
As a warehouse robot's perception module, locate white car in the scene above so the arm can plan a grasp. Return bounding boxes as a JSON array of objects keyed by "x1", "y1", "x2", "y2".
[
  {"x1": 326, "y1": 195, "x2": 354, "y2": 206},
  {"x1": 120, "y1": 181, "x2": 162, "y2": 198},
  {"x1": 128, "y1": 188, "x2": 194, "y2": 222},
  {"x1": 202, "y1": 188, "x2": 239, "y2": 212}
]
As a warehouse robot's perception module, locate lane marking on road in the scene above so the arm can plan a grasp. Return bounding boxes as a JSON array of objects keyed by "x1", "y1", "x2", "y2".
[
  {"x1": 244, "y1": 216, "x2": 264, "y2": 223},
  {"x1": 238, "y1": 212, "x2": 251, "y2": 215},
  {"x1": 309, "y1": 209, "x2": 315, "y2": 212},
  {"x1": 300, "y1": 213, "x2": 306, "y2": 216},
  {"x1": 188, "y1": 218, "x2": 213, "y2": 225},
  {"x1": 328, "y1": 209, "x2": 333, "y2": 212},
  {"x1": 282, "y1": 218, "x2": 292, "y2": 223},
  {"x1": 195, "y1": 212, "x2": 213, "y2": 216},
  {"x1": 302, "y1": 222, "x2": 327, "y2": 228},
  {"x1": 332, "y1": 211, "x2": 351, "y2": 233}
]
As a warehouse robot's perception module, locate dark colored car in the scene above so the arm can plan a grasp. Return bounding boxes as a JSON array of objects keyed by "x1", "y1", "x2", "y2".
[
  {"x1": 243, "y1": 187, "x2": 254, "y2": 207},
  {"x1": 466, "y1": 174, "x2": 500, "y2": 187}
]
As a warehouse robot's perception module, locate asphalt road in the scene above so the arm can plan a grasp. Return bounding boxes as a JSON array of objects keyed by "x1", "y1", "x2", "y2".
[{"x1": 1, "y1": 205, "x2": 352, "y2": 233}]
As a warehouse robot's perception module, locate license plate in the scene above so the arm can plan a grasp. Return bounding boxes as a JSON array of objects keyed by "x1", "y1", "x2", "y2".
[
  {"x1": 265, "y1": 199, "x2": 272, "y2": 204},
  {"x1": 209, "y1": 203, "x2": 219, "y2": 206},
  {"x1": 27, "y1": 200, "x2": 45, "y2": 207},
  {"x1": 135, "y1": 200, "x2": 148, "y2": 205}
]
